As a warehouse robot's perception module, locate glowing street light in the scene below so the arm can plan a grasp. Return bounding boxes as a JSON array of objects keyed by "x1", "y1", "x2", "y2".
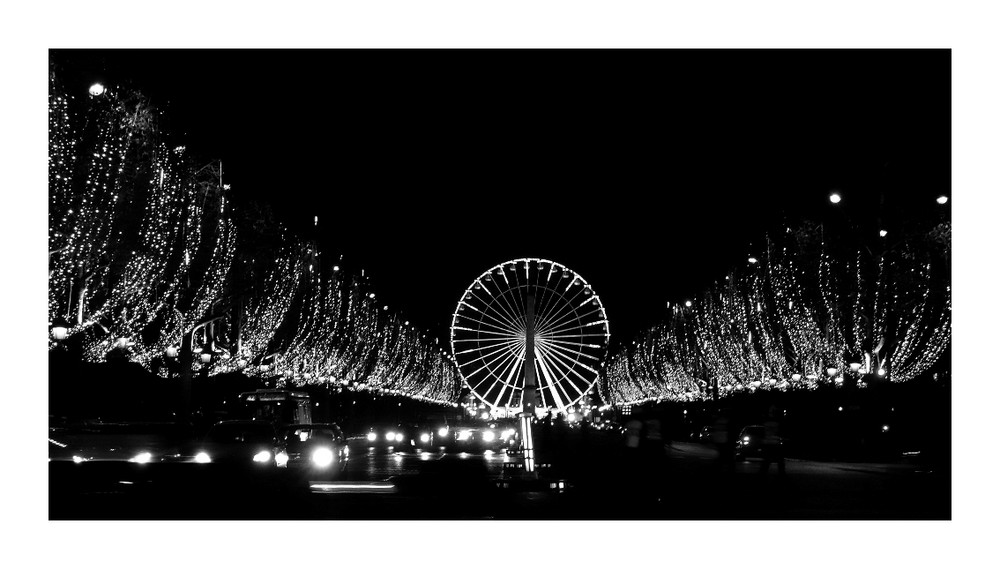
[
  {"x1": 879, "y1": 229, "x2": 888, "y2": 237},
  {"x1": 936, "y1": 195, "x2": 949, "y2": 205},
  {"x1": 829, "y1": 192, "x2": 842, "y2": 204},
  {"x1": 748, "y1": 257, "x2": 758, "y2": 264},
  {"x1": 685, "y1": 300, "x2": 692, "y2": 307},
  {"x1": 89, "y1": 83, "x2": 106, "y2": 97}
]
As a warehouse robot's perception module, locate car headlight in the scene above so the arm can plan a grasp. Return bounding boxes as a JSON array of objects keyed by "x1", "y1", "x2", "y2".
[
  {"x1": 482, "y1": 431, "x2": 496, "y2": 442},
  {"x1": 457, "y1": 430, "x2": 471, "y2": 441},
  {"x1": 386, "y1": 431, "x2": 396, "y2": 442},
  {"x1": 743, "y1": 436, "x2": 751, "y2": 443},
  {"x1": 195, "y1": 452, "x2": 211, "y2": 463},
  {"x1": 129, "y1": 452, "x2": 153, "y2": 464},
  {"x1": 275, "y1": 451, "x2": 289, "y2": 467},
  {"x1": 253, "y1": 450, "x2": 272, "y2": 463},
  {"x1": 438, "y1": 427, "x2": 448, "y2": 437},
  {"x1": 72, "y1": 455, "x2": 87, "y2": 463},
  {"x1": 420, "y1": 433, "x2": 430, "y2": 443},
  {"x1": 367, "y1": 432, "x2": 377, "y2": 442},
  {"x1": 395, "y1": 433, "x2": 404, "y2": 442},
  {"x1": 311, "y1": 447, "x2": 335, "y2": 468}
]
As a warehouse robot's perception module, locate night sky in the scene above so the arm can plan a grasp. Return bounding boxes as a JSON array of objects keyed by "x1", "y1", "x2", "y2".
[{"x1": 49, "y1": 49, "x2": 951, "y2": 346}]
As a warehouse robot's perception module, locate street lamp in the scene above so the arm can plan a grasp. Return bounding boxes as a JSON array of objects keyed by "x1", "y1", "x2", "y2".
[
  {"x1": 200, "y1": 352, "x2": 212, "y2": 364},
  {"x1": 829, "y1": 192, "x2": 842, "y2": 204},
  {"x1": 165, "y1": 346, "x2": 179, "y2": 359},
  {"x1": 89, "y1": 83, "x2": 106, "y2": 97},
  {"x1": 879, "y1": 230, "x2": 888, "y2": 238},
  {"x1": 936, "y1": 195, "x2": 949, "y2": 205}
]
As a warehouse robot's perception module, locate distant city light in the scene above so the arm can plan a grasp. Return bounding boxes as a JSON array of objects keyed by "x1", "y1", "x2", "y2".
[
  {"x1": 829, "y1": 193, "x2": 842, "y2": 204},
  {"x1": 879, "y1": 230, "x2": 888, "y2": 237},
  {"x1": 936, "y1": 195, "x2": 949, "y2": 204},
  {"x1": 89, "y1": 83, "x2": 105, "y2": 97},
  {"x1": 748, "y1": 257, "x2": 758, "y2": 264}
]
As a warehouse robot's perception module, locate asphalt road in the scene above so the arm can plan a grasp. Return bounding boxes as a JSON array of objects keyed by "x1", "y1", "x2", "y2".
[{"x1": 49, "y1": 438, "x2": 949, "y2": 520}]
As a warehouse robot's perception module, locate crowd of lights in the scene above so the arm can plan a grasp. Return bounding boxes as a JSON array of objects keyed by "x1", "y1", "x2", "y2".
[
  {"x1": 48, "y1": 75, "x2": 460, "y2": 405},
  {"x1": 600, "y1": 223, "x2": 951, "y2": 406}
]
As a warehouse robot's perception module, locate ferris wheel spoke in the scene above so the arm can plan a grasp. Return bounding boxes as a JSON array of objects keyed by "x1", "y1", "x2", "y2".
[
  {"x1": 453, "y1": 338, "x2": 520, "y2": 356},
  {"x1": 459, "y1": 311, "x2": 523, "y2": 337},
  {"x1": 470, "y1": 342, "x2": 524, "y2": 393},
  {"x1": 451, "y1": 325, "x2": 523, "y2": 340},
  {"x1": 536, "y1": 338, "x2": 600, "y2": 361},
  {"x1": 458, "y1": 338, "x2": 522, "y2": 371},
  {"x1": 536, "y1": 293, "x2": 599, "y2": 335},
  {"x1": 470, "y1": 286, "x2": 517, "y2": 329},
  {"x1": 485, "y1": 291, "x2": 526, "y2": 334},
  {"x1": 471, "y1": 284, "x2": 523, "y2": 333},
  {"x1": 538, "y1": 304, "x2": 605, "y2": 335},
  {"x1": 534, "y1": 290, "x2": 586, "y2": 335},
  {"x1": 491, "y1": 345, "x2": 525, "y2": 409},
  {"x1": 534, "y1": 352, "x2": 567, "y2": 412},
  {"x1": 536, "y1": 342, "x2": 593, "y2": 393},
  {"x1": 536, "y1": 346, "x2": 584, "y2": 409},
  {"x1": 532, "y1": 283, "x2": 565, "y2": 334}
]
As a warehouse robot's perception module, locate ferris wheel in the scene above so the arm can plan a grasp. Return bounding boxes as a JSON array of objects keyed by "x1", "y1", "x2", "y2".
[{"x1": 450, "y1": 258, "x2": 610, "y2": 415}]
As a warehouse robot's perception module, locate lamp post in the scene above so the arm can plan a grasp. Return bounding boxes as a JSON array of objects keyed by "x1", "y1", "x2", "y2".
[{"x1": 519, "y1": 292, "x2": 538, "y2": 475}]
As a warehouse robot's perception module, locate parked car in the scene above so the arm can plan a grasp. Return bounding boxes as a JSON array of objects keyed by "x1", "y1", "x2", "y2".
[
  {"x1": 275, "y1": 423, "x2": 349, "y2": 475},
  {"x1": 192, "y1": 420, "x2": 278, "y2": 466},
  {"x1": 48, "y1": 420, "x2": 196, "y2": 464}
]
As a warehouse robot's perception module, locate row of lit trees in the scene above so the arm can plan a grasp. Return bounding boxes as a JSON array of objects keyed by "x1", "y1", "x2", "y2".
[
  {"x1": 48, "y1": 74, "x2": 460, "y2": 404},
  {"x1": 600, "y1": 219, "x2": 951, "y2": 406}
]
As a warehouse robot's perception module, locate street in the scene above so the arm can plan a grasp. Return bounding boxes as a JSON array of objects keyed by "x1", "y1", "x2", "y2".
[{"x1": 49, "y1": 436, "x2": 948, "y2": 520}]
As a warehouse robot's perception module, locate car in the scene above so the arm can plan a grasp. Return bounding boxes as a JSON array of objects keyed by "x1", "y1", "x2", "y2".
[
  {"x1": 192, "y1": 420, "x2": 279, "y2": 466},
  {"x1": 442, "y1": 423, "x2": 518, "y2": 454},
  {"x1": 734, "y1": 425, "x2": 766, "y2": 460},
  {"x1": 364, "y1": 423, "x2": 449, "y2": 451},
  {"x1": 275, "y1": 423, "x2": 349, "y2": 475},
  {"x1": 49, "y1": 420, "x2": 196, "y2": 464}
]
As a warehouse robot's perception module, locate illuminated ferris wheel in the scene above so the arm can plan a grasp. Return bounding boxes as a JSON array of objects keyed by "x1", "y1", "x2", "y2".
[{"x1": 450, "y1": 258, "x2": 610, "y2": 415}]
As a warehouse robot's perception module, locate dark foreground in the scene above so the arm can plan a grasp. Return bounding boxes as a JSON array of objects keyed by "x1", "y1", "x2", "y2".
[{"x1": 50, "y1": 431, "x2": 949, "y2": 520}]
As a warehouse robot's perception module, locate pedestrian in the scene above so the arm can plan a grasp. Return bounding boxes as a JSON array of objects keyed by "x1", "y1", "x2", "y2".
[
  {"x1": 760, "y1": 405, "x2": 785, "y2": 476},
  {"x1": 711, "y1": 412, "x2": 734, "y2": 472}
]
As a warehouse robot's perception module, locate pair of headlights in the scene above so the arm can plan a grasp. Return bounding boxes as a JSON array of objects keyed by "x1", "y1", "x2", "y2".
[
  {"x1": 191, "y1": 450, "x2": 274, "y2": 464},
  {"x1": 275, "y1": 447, "x2": 335, "y2": 467}
]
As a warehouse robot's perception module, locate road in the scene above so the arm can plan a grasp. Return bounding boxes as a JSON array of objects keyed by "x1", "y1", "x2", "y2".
[{"x1": 49, "y1": 437, "x2": 949, "y2": 520}]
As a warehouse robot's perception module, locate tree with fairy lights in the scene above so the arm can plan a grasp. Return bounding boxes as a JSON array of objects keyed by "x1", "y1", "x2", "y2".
[{"x1": 600, "y1": 220, "x2": 951, "y2": 406}]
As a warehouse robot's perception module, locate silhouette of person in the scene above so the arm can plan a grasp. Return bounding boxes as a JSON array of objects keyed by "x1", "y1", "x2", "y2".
[{"x1": 760, "y1": 405, "x2": 785, "y2": 476}]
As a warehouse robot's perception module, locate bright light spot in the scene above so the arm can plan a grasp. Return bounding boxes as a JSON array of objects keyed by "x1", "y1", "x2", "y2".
[
  {"x1": 877, "y1": 368, "x2": 886, "y2": 377},
  {"x1": 386, "y1": 432, "x2": 396, "y2": 441},
  {"x1": 879, "y1": 230, "x2": 888, "y2": 238},
  {"x1": 89, "y1": 83, "x2": 105, "y2": 97},
  {"x1": 849, "y1": 362, "x2": 862, "y2": 372},
  {"x1": 484, "y1": 450, "x2": 494, "y2": 457},
  {"x1": 936, "y1": 195, "x2": 948, "y2": 204},
  {"x1": 882, "y1": 425, "x2": 890, "y2": 432},
  {"x1": 395, "y1": 433, "x2": 404, "y2": 442},
  {"x1": 253, "y1": 450, "x2": 272, "y2": 463},
  {"x1": 829, "y1": 192, "x2": 841, "y2": 204},
  {"x1": 72, "y1": 455, "x2": 85, "y2": 463},
  {"x1": 276, "y1": 451, "x2": 289, "y2": 467},
  {"x1": 51, "y1": 326, "x2": 68, "y2": 341},
  {"x1": 458, "y1": 430, "x2": 472, "y2": 441},
  {"x1": 129, "y1": 452, "x2": 152, "y2": 464},
  {"x1": 482, "y1": 431, "x2": 496, "y2": 443},
  {"x1": 419, "y1": 433, "x2": 430, "y2": 443},
  {"x1": 437, "y1": 427, "x2": 448, "y2": 437},
  {"x1": 743, "y1": 436, "x2": 750, "y2": 443},
  {"x1": 366, "y1": 432, "x2": 377, "y2": 442},
  {"x1": 685, "y1": 300, "x2": 692, "y2": 307},
  {"x1": 195, "y1": 452, "x2": 211, "y2": 463},
  {"x1": 748, "y1": 257, "x2": 758, "y2": 264},
  {"x1": 480, "y1": 412, "x2": 489, "y2": 420},
  {"x1": 826, "y1": 367, "x2": 838, "y2": 376},
  {"x1": 838, "y1": 406, "x2": 843, "y2": 412},
  {"x1": 311, "y1": 447, "x2": 335, "y2": 468}
]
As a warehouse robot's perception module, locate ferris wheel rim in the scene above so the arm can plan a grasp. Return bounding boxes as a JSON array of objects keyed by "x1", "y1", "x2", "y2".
[{"x1": 449, "y1": 258, "x2": 610, "y2": 414}]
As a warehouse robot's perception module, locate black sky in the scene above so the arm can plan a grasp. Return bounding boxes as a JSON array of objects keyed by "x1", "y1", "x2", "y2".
[{"x1": 50, "y1": 49, "x2": 951, "y2": 345}]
